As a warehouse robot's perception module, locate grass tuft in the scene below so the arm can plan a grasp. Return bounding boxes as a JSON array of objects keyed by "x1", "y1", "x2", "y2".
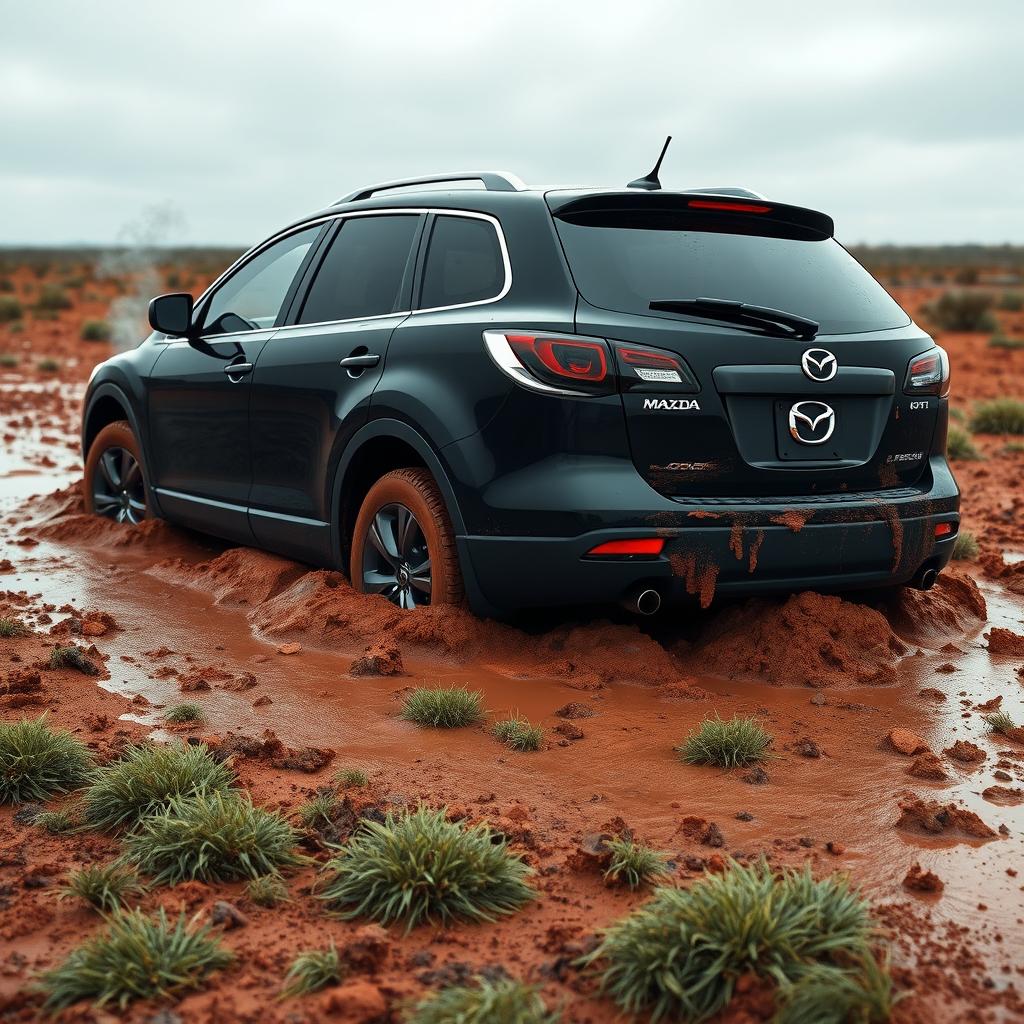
[
  {"x1": 48, "y1": 644, "x2": 98, "y2": 674},
  {"x1": 951, "y1": 530, "x2": 979, "y2": 561},
  {"x1": 678, "y1": 715, "x2": 772, "y2": 768},
  {"x1": 0, "y1": 616, "x2": 29, "y2": 638},
  {"x1": 983, "y1": 711, "x2": 1016, "y2": 735},
  {"x1": 0, "y1": 717, "x2": 93, "y2": 804},
  {"x1": 246, "y1": 874, "x2": 290, "y2": 908},
  {"x1": 36, "y1": 357, "x2": 60, "y2": 373},
  {"x1": 36, "y1": 809, "x2": 76, "y2": 834},
  {"x1": 923, "y1": 291, "x2": 996, "y2": 332},
  {"x1": 164, "y1": 702, "x2": 205, "y2": 724},
  {"x1": 604, "y1": 837, "x2": 670, "y2": 889},
  {"x1": 970, "y1": 398, "x2": 1024, "y2": 435},
  {"x1": 493, "y1": 715, "x2": 544, "y2": 752},
  {"x1": 59, "y1": 863, "x2": 143, "y2": 913},
  {"x1": 335, "y1": 767, "x2": 368, "y2": 787},
  {"x1": 774, "y1": 954, "x2": 897, "y2": 1024},
  {"x1": 81, "y1": 319, "x2": 111, "y2": 342},
  {"x1": 0, "y1": 295, "x2": 23, "y2": 322},
  {"x1": 0, "y1": 352, "x2": 18, "y2": 368},
  {"x1": 36, "y1": 908, "x2": 231, "y2": 1011},
  {"x1": 319, "y1": 805, "x2": 533, "y2": 930},
  {"x1": 83, "y1": 741, "x2": 235, "y2": 830},
  {"x1": 126, "y1": 790, "x2": 303, "y2": 885},
  {"x1": 946, "y1": 425, "x2": 981, "y2": 461},
  {"x1": 407, "y1": 977, "x2": 559, "y2": 1024},
  {"x1": 281, "y1": 944, "x2": 342, "y2": 997},
  {"x1": 583, "y1": 859, "x2": 886, "y2": 1023},
  {"x1": 401, "y1": 686, "x2": 485, "y2": 728},
  {"x1": 297, "y1": 792, "x2": 338, "y2": 828},
  {"x1": 34, "y1": 284, "x2": 72, "y2": 312}
]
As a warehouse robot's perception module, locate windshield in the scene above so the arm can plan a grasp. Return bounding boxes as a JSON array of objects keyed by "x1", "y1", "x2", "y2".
[{"x1": 553, "y1": 217, "x2": 909, "y2": 336}]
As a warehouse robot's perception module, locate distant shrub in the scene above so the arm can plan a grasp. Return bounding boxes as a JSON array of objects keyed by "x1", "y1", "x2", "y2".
[
  {"x1": 970, "y1": 398, "x2": 1024, "y2": 435},
  {"x1": 0, "y1": 616, "x2": 29, "y2": 638},
  {"x1": 8, "y1": 321, "x2": 23, "y2": 334},
  {"x1": 0, "y1": 717, "x2": 93, "y2": 804},
  {"x1": 924, "y1": 291, "x2": 996, "y2": 332},
  {"x1": 604, "y1": 837, "x2": 670, "y2": 889},
  {"x1": 946, "y1": 425, "x2": 980, "y2": 460},
  {"x1": 953, "y1": 267, "x2": 978, "y2": 285},
  {"x1": 407, "y1": 978, "x2": 558, "y2": 1024},
  {"x1": 952, "y1": 531, "x2": 979, "y2": 561},
  {"x1": 36, "y1": 908, "x2": 231, "y2": 1010},
  {"x1": 988, "y1": 334, "x2": 1024, "y2": 350},
  {"x1": 678, "y1": 715, "x2": 772, "y2": 768},
  {"x1": 319, "y1": 805, "x2": 533, "y2": 929},
  {"x1": 60, "y1": 863, "x2": 143, "y2": 913},
  {"x1": 34, "y1": 284, "x2": 72, "y2": 311},
  {"x1": 0, "y1": 277, "x2": 14, "y2": 292},
  {"x1": 998, "y1": 291, "x2": 1024, "y2": 311},
  {"x1": 0, "y1": 353, "x2": 18, "y2": 367},
  {"x1": 492, "y1": 715, "x2": 544, "y2": 752},
  {"x1": 281, "y1": 944, "x2": 342, "y2": 997},
  {"x1": 0, "y1": 295, "x2": 22, "y2": 322},
  {"x1": 246, "y1": 874, "x2": 289, "y2": 908},
  {"x1": 81, "y1": 319, "x2": 111, "y2": 342},
  {"x1": 401, "y1": 686, "x2": 484, "y2": 728},
  {"x1": 37, "y1": 357, "x2": 60, "y2": 373}
]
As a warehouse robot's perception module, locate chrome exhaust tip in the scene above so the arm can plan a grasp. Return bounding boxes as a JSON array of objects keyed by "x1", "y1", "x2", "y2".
[
  {"x1": 623, "y1": 587, "x2": 662, "y2": 615},
  {"x1": 913, "y1": 567, "x2": 939, "y2": 591}
]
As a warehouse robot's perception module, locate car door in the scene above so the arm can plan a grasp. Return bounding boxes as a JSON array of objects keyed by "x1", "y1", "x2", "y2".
[
  {"x1": 246, "y1": 212, "x2": 424, "y2": 563},
  {"x1": 147, "y1": 223, "x2": 325, "y2": 542}
]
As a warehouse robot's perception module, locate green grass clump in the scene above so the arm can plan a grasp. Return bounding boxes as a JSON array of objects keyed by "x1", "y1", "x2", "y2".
[
  {"x1": 0, "y1": 616, "x2": 29, "y2": 638},
  {"x1": 37, "y1": 357, "x2": 60, "y2": 372},
  {"x1": 604, "y1": 837, "x2": 670, "y2": 889},
  {"x1": 583, "y1": 859, "x2": 885, "y2": 1023},
  {"x1": 34, "y1": 283, "x2": 72, "y2": 312},
  {"x1": 297, "y1": 792, "x2": 338, "y2": 828},
  {"x1": 164, "y1": 702, "x2": 205, "y2": 724},
  {"x1": 48, "y1": 644, "x2": 97, "y2": 673},
  {"x1": 0, "y1": 717, "x2": 93, "y2": 804},
  {"x1": 83, "y1": 741, "x2": 235, "y2": 830},
  {"x1": 970, "y1": 398, "x2": 1024, "y2": 435},
  {"x1": 59, "y1": 863, "x2": 143, "y2": 913},
  {"x1": 946, "y1": 425, "x2": 981, "y2": 460},
  {"x1": 36, "y1": 908, "x2": 231, "y2": 1011},
  {"x1": 493, "y1": 715, "x2": 544, "y2": 752},
  {"x1": 281, "y1": 944, "x2": 342, "y2": 997},
  {"x1": 775, "y1": 955, "x2": 896, "y2": 1024},
  {"x1": 407, "y1": 978, "x2": 559, "y2": 1024},
  {"x1": 0, "y1": 295, "x2": 22, "y2": 322},
  {"x1": 952, "y1": 530, "x2": 979, "y2": 561},
  {"x1": 998, "y1": 291, "x2": 1024, "y2": 311},
  {"x1": 246, "y1": 874, "x2": 290, "y2": 908},
  {"x1": 335, "y1": 767, "x2": 368, "y2": 787},
  {"x1": 81, "y1": 319, "x2": 111, "y2": 342},
  {"x1": 36, "y1": 809, "x2": 76, "y2": 834},
  {"x1": 678, "y1": 715, "x2": 772, "y2": 768},
  {"x1": 924, "y1": 291, "x2": 996, "y2": 332},
  {"x1": 319, "y1": 805, "x2": 533, "y2": 930},
  {"x1": 401, "y1": 686, "x2": 484, "y2": 728},
  {"x1": 126, "y1": 790, "x2": 303, "y2": 885},
  {"x1": 0, "y1": 352, "x2": 18, "y2": 368},
  {"x1": 984, "y1": 711, "x2": 1017, "y2": 735},
  {"x1": 988, "y1": 334, "x2": 1024, "y2": 350}
]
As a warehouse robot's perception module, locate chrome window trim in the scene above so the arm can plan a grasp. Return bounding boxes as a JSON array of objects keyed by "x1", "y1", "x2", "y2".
[{"x1": 156, "y1": 208, "x2": 511, "y2": 344}]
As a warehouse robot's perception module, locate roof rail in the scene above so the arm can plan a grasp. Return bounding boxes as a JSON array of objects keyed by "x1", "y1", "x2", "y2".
[
  {"x1": 686, "y1": 186, "x2": 767, "y2": 200},
  {"x1": 335, "y1": 171, "x2": 528, "y2": 205}
]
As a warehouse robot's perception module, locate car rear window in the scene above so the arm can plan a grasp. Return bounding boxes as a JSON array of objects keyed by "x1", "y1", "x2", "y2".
[{"x1": 553, "y1": 213, "x2": 909, "y2": 336}]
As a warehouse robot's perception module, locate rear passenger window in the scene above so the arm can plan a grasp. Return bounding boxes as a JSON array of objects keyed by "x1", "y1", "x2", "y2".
[
  {"x1": 419, "y1": 215, "x2": 504, "y2": 309},
  {"x1": 297, "y1": 215, "x2": 419, "y2": 323}
]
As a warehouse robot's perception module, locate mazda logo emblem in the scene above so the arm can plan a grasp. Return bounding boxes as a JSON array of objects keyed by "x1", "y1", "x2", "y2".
[
  {"x1": 801, "y1": 348, "x2": 838, "y2": 382},
  {"x1": 788, "y1": 401, "x2": 835, "y2": 445}
]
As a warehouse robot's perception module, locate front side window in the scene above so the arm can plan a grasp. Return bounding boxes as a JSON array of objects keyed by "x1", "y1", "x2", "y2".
[
  {"x1": 202, "y1": 225, "x2": 322, "y2": 336},
  {"x1": 297, "y1": 215, "x2": 420, "y2": 324},
  {"x1": 419, "y1": 215, "x2": 505, "y2": 309}
]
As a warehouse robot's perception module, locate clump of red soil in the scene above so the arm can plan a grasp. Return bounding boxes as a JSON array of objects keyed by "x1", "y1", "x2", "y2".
[
  {"x1": 979, "y1": 551, "x2": 1024, "y2": 594},
  {"x1": 896, "y1": 796, "x2": 998, "y2": 839},
  {"x1": 680, "y1": 591, "x2": 907, "y2": 688},
  {"x1": 885, "y1": 572, "x2": 987, "y2": 643},
  {"x1": 214, "y1": 729, "x2": 334, "y2": 773},
  {"x1": 151, "y1": 548, "x2": 305, "y2": 607},
  {"x1": 769, "y1": 509, "x2": 812, "y2": 532},
  {"x1": 908, "y1": 753, "x2": 949, "y2": 781},
  {"x1": 34, "y1": 510, "x2": 176, "y2": 550},
  {"x1": 981, "y1": 785, "x2": 1023, "y2": 805},
  {"x1": 349, "y1": 640, "x2": 404, "y2": 676},
  {"x1": 178, "y1": 664, "x2": 256, "y2": 692},
  {"x1": 943, "y1": 740, "x2": 986, "y2": 764},
  {"x1": 904, "y1": 862, "x2": 944, "y2": 893},
  {"x1": 888, "y1": 728, "x2": 930, "y2": 755},
  {"x1": 984, "y1": 626, "x2": 1024, "y2": 656}
]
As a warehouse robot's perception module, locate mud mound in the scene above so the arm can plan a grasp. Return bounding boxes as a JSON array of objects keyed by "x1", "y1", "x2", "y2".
[
  {"x1": 33, "y1": 511, "x2": 177, "y2": 551},
  {"x1": 150, "y1": 547, "x2": 306, "y2": 607},
  {"x1": 884, "y1": 571, "x2": 987, "y2": 644},
  {"x1": 680, "y1": 590, "x2": 908, "y2": 688}
]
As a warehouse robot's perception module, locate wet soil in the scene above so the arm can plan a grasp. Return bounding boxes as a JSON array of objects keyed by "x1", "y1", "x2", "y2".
[{"x1": 0, "y1": 267, "x2": 1022, "y2": 1021}]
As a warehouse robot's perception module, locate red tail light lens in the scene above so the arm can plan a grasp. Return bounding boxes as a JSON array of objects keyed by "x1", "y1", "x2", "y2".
[
  {"x1": 614, "y1": 342, "x2": 699, "y2": 393},
  {"x1": 688, "y1": 199, "x2": 772, "y2": 214},
  {"x1": 483, "y1": 331, "x2": 615, "y2": 396},
  {"x1": 586, "y1": 538, "x2": 665, "y2": 557},
  {"x1": 904, "y1": 346, "x2": 950, "y2": 397},
  {"x1": 934, "y1": 522, "x2": 957, "y2": 538},
  {"x1": 507, "y1": 335, "x2": 608, "y2": 382}
]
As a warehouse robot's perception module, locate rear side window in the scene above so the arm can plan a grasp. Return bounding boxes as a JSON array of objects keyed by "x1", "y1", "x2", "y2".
[
  {"x1": 298, "y1": 214, "x2": 419, "y2": 324},
  {"x1": 554, "y1": 215, "x2": 909, "y2": 336},
  {"x1": 419, "y1": 215, "x2": 504, "y2": 309}
]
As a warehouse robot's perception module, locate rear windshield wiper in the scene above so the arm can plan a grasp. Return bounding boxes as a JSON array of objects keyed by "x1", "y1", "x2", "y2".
[{"x1": 649, "y1": 296, "x2": 819, "y2": 340}]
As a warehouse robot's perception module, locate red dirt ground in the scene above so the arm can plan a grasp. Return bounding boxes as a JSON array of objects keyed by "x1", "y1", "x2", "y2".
[{"x1": 1, "y1": 261, "x2": 1023, "y2": 1022}]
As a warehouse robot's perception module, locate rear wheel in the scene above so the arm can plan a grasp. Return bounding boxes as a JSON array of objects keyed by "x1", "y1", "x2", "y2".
[
  {"x1": 83, "y1": 420, "x2": 150, "y2": 524},
  {"x1": 350, "y1": 468, "x2": 463, "y2": 608}
]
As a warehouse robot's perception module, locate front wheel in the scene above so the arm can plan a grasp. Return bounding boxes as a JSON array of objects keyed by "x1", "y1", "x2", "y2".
[
  {"x1": 350, "y1": 468, "x2": 463, "y2": 609},
  {"x1": 82, "y1": 420, "x2": 151, "y2": 524}
]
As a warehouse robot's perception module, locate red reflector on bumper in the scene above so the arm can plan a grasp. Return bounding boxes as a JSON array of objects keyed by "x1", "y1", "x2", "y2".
[
  {"x1": 587, "y1": 538, "x2": 665, "y2": 556},
  {"x1": 934, "y1": 522, "x2": 955, "y2": 537}
]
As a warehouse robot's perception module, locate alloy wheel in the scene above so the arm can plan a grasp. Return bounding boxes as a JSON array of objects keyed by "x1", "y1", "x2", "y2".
[
  {"x1": 91, "y1": 446, "x2": 147, "y2": 524},
  {"x1": 361, "y1": 502, "x2": 432, "y2": 608}
]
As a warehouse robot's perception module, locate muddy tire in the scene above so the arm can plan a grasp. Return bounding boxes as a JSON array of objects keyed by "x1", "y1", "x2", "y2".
[
  {"x1": 350, "y1": 468, "x2": 463, "y2": 608},
  {"x1": 83, "y1": 420, "x2": 151, "y2": 524}
]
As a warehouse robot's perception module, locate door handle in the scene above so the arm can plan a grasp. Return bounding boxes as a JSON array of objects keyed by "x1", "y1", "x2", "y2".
[
  {"x1": 339, "y1": 353, "x2": 380, "y2": 368},
  {"x1": 223, "y1": 362, "x2": 253, "y2": 377}
]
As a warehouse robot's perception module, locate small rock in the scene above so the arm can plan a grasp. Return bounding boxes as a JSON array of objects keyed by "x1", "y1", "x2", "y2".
[
  {"x1": 277, "y1": 642, "x2": 302, "y2": 656},
  {"x1": 555, "y1": 702, "x2": 595, "y2": 719},
  {"x1": 741, "y1": 766, "x2": 769, "y2": 785},
  {"x1": 735, "y1": 811, "x2": 754, "y2": 822},
  {"x1": 918, "y1": 687, "x2": 947, "y2": 701},
  {"x1": 321, "y1": 979, "x2": 387, "y2": 1019},
  {"x1": 908, "y1": 752, "x2": 949, "y2": 781},
  {"x1": 252, "y1": 694, "x2": 272, "y2": 707},
  {"x1": 211, "y1": 901, "x2": 248, "y2": 929},
  {"x1": 793, "y1": 736, "x2": 821, "y2": 758},
  {"x1": 350, "y1": 641, "x2": 404, "y2": 677},
  {"x1": 888, "y1": 728, "x2": 930, "y2": 756},
  {"x1": 903, "y1": 862, "x2": 944, "y2": 893},
  {"x1": 826, "y1": 840, "x2": 845, "y2": 856},
  {"x1": 343, "y1": 923, "x2": 390, "y2": 973},
  {"x1": 553, "y1": 721, "x2": 584, "y2": 741},
  {"x1": 810, "y1": 692, "x2": 826, "y2": 706},
  {"x1": 944, "y1": 740, "x2": 986, "y2": 764}
]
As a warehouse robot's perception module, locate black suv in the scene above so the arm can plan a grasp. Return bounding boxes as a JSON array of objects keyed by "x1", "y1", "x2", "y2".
[{"x1": 81, "y1": 170, "x2": 959, "y2": 616}]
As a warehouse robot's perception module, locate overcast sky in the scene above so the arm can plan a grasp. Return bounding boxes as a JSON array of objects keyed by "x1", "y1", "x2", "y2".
[{"x1": 2, "y1": 0, "x2": 1021, "y2": 247}]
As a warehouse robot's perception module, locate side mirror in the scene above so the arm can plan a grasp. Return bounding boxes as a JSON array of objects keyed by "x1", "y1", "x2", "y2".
[{"x1": 148, "y1": 293, "x2": 194, "y2": 338}]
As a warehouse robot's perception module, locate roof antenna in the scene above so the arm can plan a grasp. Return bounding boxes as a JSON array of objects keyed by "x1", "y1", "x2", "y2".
[{"x1": 627, "y1": 135, "x2": 672, "y2": 191}]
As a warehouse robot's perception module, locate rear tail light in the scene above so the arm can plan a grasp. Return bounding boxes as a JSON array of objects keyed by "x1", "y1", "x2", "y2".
[
  {"x1": 483, "y1": 331, "x2": 614, "y2": 396},
  {"x1": 614, "y1": 342, "x2": 699, "y2": 393},
  {"x1": 586, "y1": 538, "x2": 665, "y2": 557},
  {"x1": 904, "y1": 346, "x2": 950, "y2": 397},
  {"x1": 934, "y1": 522, "x2": 957, "y2": 538}
]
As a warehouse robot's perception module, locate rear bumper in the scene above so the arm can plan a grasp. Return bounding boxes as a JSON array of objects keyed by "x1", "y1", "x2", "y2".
[{"x1": 457, "y1": 458, "x2": 960, "y2": 613}]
